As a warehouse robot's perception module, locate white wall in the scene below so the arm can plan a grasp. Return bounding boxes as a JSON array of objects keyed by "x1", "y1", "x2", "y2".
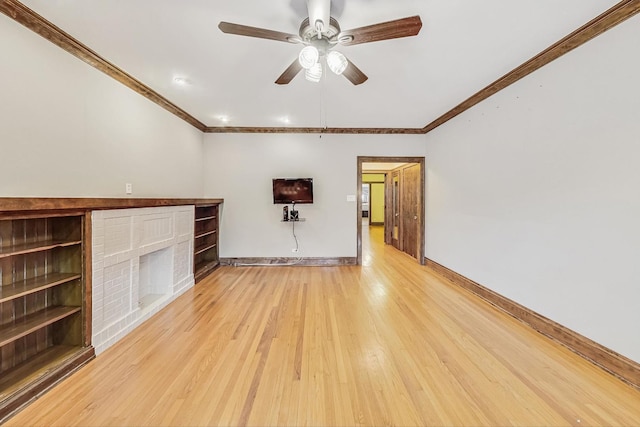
[
  {"x1": 202, "y1": 133, "x2": 426, "y2": 258},
  {"x1": 0, "y1": 15, "x2": 204, "y2": 198},
  {"x1": 425, "y1": 15, "x2": 640, "y2": 362}
]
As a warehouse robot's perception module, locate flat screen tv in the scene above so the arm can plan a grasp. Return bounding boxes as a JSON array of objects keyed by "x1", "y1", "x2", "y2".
[{"x1": 272, "y1": 178, "x2": 314, "y2": 204}]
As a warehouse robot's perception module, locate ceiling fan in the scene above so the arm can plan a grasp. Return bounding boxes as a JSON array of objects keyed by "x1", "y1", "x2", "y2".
[{"x1": 218, "y1": 0, "x2": 422, "y2": 85}]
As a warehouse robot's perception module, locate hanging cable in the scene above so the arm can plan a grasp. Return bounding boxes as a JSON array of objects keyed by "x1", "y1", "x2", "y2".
[
  {"x1": 292, "y1": 216, "x2": 299, "y2": 252},
  {"x1": 232, "y1": 207, "x2": 303, "y2": 267}
]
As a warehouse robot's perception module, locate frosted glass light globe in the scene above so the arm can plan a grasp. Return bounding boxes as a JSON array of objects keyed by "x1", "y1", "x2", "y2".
[
  {"x1": 305, "y1": 62, "x2": 322, "y2": 82},
  {"x1": 298, "y1": 46, "x2": 319, "y2": 69},
  {"x1": 327, "y1": 51, "x2": 348, "y2": 75}
]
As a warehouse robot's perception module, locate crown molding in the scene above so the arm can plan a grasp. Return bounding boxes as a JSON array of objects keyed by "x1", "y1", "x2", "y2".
[{"x1": 203, "y1": 126, "x2": 424, "y2": 134}]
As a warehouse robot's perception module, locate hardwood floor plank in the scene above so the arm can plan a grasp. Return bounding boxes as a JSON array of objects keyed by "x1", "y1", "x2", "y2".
[{"x1": 5, "y1": 225, "x2": 640, "y2": 426}]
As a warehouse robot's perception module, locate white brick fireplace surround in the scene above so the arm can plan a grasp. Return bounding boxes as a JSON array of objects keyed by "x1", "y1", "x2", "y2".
[{"x1": 92, "y1": 206, "x2": 195, "y2": 354}]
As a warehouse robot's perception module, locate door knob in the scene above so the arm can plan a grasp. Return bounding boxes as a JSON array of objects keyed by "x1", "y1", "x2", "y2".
[{"x1": 414, "y1": 216, "x2": 418, "y2": 220}]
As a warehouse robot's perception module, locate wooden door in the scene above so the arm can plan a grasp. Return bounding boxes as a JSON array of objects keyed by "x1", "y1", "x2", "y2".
[
  {"x1": 384, "y1": 173, "x2": 393, "y2": 244},
  {"x1": 401, "y1": 164, "x2": 421, "y2": 259},
  {"x1": 391, "y1": 171, "x2": 401, "y2": 250}
]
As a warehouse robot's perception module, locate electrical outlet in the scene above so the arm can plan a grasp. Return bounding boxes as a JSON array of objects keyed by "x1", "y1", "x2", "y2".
[{"x1": 125, "y1": 183, "x2": 133, "y2": 194}]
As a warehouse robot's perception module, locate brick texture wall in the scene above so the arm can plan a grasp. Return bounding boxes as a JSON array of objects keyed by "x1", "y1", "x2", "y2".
[{"x1": 91, "y1": 206, "x2": 195, "y2": 354}]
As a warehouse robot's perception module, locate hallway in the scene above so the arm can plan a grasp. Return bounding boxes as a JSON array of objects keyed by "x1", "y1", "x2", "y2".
[{"x1": 7, "y1": 226, "x2": 640, "y2": 426}]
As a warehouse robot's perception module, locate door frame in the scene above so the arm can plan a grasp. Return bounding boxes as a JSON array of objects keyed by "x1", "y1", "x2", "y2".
[
  {"x1": 390, "y1": 170, "x2": 401, "y2": 250},
  {"x1": 357, "y1": 156, "x2": 426, "y2": 265}
]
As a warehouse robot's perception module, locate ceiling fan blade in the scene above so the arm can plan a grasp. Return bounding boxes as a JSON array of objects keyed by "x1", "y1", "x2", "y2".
[
  {"x1": 342, "y1": 59, "x2": 368, "y2": 85},
  {"x1": 337, "y1": 15, "x2": 422, "y2": 46},
  {"x1": 275, "y1": 59, "x2": 304, "y2": 84},
  {"x1": 218, "y1": 22, "x2": 301, "y2": 44}
]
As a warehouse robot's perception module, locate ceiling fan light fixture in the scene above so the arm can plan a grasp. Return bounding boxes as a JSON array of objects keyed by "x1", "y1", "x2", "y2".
[
  {"x1": 327, "y1": 51, "x2": 348, "y2": 75},
  {"x1": 305, "y1": 62, "x2": 322, "y2": 82},
  {"x1": 298, "y1": 46, "x2": 319, "y2": 69}
]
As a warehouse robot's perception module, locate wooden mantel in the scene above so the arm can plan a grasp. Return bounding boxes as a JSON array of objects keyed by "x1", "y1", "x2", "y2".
[{"x1": 0, "y1": 198, "x2": 223, "y2": 212}]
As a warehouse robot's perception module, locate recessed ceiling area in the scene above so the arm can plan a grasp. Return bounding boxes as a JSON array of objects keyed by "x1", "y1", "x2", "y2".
[{"x1": 14, "y1": 0, "x2": 621, "y2": 130}]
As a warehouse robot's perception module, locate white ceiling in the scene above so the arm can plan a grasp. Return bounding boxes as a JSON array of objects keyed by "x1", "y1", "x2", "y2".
[{"x1": 19, "y1": 0, "x2": 617, "y2": 129}]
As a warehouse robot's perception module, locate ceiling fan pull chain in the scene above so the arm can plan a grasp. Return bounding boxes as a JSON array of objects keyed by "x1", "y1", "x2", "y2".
[{"x1": 321, "y1": 63, "x2": 327, "y2": 129}]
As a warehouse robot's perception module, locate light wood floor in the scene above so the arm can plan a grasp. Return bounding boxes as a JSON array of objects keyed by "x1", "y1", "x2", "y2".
[{"x1": 6, "y1": 225, "x2": 640, "y2": 426}]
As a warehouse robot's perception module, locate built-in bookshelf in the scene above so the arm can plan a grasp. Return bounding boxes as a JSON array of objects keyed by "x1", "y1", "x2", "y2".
[
  {"x1": 0, "y1": 197, "x2": 223, "y2": 422},
  {"x1": 194, "y1": 204, "x2": 220, "y2": 283},
  {"x1": 0, "y1": 212, "x2": 92, "y2": 422}
]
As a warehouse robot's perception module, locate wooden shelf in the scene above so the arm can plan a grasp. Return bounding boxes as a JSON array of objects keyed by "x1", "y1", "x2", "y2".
[
  {"x1": 194, "y1": 260, "x2": 220, "y2": 282},
  {"x1": 0, "y1": 211, "x2": 94, "y2": 421},
  {"x1": 193, "y1": 204, "x2": 221, "y2": 283},
  {"x1": 0, "y1": 273, "x2": 81, "y2": 304},
  {"x1": 0, "y1": 346, "x2": 94, "y2": 424},
  {"x1": 0, "y1": 239, "x2": 81, "y2": 259},
  {"x1": 0, "y1": 306, "x2": 81, "y2": 347},
  {"x1": 0, "y1": 345, "x2": 80, "y2": 401},
  {"x1": 195, "y1": 229, "x2": 217, "y2": 239},
  {"x1": 194, "y1": 243, "x2": 217, "y2": 256}
]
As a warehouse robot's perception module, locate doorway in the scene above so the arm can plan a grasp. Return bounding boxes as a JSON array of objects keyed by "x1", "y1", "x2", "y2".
[
  {"x1": 357, "y1": 156, "x2": 425, "y2": 265},
  {"x1": 362, "y1": 172, "x2": 386, "y2": 226},
  {"x1": 361, "y1": 183, "x2": 370, "y2": 219}
]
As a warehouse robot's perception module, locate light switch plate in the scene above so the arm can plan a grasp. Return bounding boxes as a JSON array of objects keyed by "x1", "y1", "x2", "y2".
[{"x1": 346, "y1": 195, "x2": 356, "y2": 202}]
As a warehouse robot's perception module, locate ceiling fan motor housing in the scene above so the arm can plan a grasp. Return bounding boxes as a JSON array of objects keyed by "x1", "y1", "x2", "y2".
[{"x1": 299, "y1": 17, "x2": 342, "y2": 54}]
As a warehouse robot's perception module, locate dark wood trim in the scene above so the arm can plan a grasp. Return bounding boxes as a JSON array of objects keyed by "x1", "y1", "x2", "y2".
[
  {"x1": 82, "y1": 212, "x2": 92, "y2": 348},
  {"x1": 356, "y1": 165, "x2": 363, "y2": 265},
  {"x1": 0, "y1": 209, "x2": 87, "y2": 220},
  {"x1": 425, "y1": 258, "x2": 640, "y2": 390},
  {"x1": 220, "y1": 257, "x2": 357, "y2": 266},
  {"x1": 0, "y1": 346, "x2": 95, "y2": 424},
  {"x1": 0, "y1": 198, "x2": 223, "y2": 212},
  {"x1": 390, "y1": 162, "x2": 425, "y2": 265},
  {"x1": 384, "y1": 173, "x2": 393, "y2": 245},
  {"x1": 0, "y1": 0, "x2": 206, "y2": 132},
  {"x1": 204, "y1": 126, "x2": 424, "y2": 134},
  {"x1": 421, "y1": 0, "x2": 640, "y2": 134},
  {"x1": 194, "y1": 261, "x2": 220, "y2": 283}
]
